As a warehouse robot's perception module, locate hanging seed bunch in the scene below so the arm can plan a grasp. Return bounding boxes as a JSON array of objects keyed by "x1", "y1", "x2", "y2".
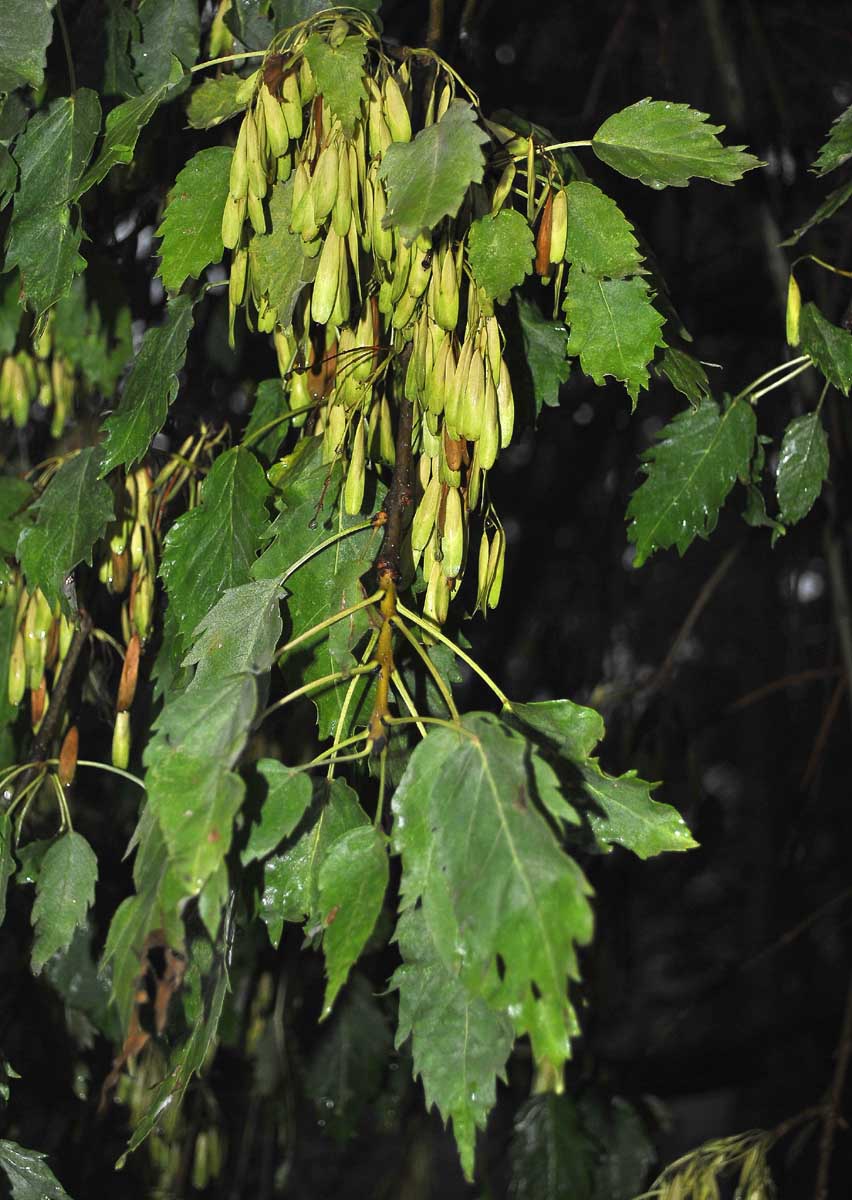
[
  {"x1": 0, "y1": 313, "x2": 76, "y2": 436},
  {"x1": 221, "y1": 10, "x2": 570, "y2": 624}
]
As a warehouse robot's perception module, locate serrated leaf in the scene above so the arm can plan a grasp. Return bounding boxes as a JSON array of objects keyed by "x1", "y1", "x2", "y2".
[
  {"x1": 577, "y1": 760, "x2": 696, "y2": 858},
  {"x1": 155, "y1": 146, "x2": 232, "y2": 293},
  {"x1": 251, "y1": 179, "x2": 318, "y2": 329},
  {"x1": 242, "y1": 761, "x2": 313, "y2": 864},
  {"x1": 147, "y1": 673, "x2": 257, "y2": 769},
  {"x1": 656, "y1": 345, "x2": 712, "y2": 404},
  {"x1": 148, "y1": 753, "x2": 244, "y2": 894},
  {"x1": 510, "y1": 698, "x2": 605, "y2": 760},
  {"x1": 302, "y1": 32, "x2": 367, "y2": 138},
  {"x1": 564, "y1": 181, "x2": 643, "y2": 277},
  {"x1": 592, "y1": 98, "x2": 762, "y2": 189},
  {"x1": 392, "y1": 713, "x2": 594, "y2": 1068},
  {"x1": 0, "y1": 147, "x2": 16, "y2": 211},
  {"x1": 17, "y1": 448, "x2": 114, "y2": 611},
  {"x1": 515, "y1": 294, "x2": 570, "y2": 415},
  {"x1": 77, "y1": 73, "x2": 177, "y2": 195},
  {"x1": 626, "y1": 396, "x2": 755, "y2": 565},
  {"x1": 0, "y1": 812, "x2": 14, "y2": 927},
  {"x1": 31, "y1": 833, "x2": 98, "y2": 974},
  {"x1": 776, "y1": 412, "x2": 829, "y2": 525},
  {"x1": 564, "y1": 269, "x2": 666, "y2": 402},
  {"x1": 800, "y1": 302, "x2": 852, "y2": 396},
  {"x1": 5, "y1": 91, "x2": 101, "y2": 317},
  {"x1": 813, "y1": 103, "x2": 852, "y2": 176},
  {"x1": 467, "y1": 209, "x2": 534, "y2": 302},
  {"x1": 0, "y1": 0, "x2": 57, "y2": 94},
  {"x1": 380, "y1": 101, "x2": 489, "y2": 240},
  {"x1": 131, "y1": 0, "x2": 198, "y2": 91},
  {"x1": 305, "y1": 973, "x2": 392, "y2": 1143},
  {"x1": 319, "y1": 825, "x2": 388, "y2": 1017},
  {"x1": 98, "y1": 294, "x2": 195, "y2": 475},
  {"x1": 510, "y1": 1095, "x2": 597, "y2": 1200},
  {"x1": 782, "y1": 177, "x2": 852, "y2": 246},
  {"x1": 161, "y1": 446, "x2": 270, "y2": 652},
  {"x1": 187, "y1": 74, "x2": 249, "y2": 129},
  {"x1": 225, "y1": 0, "x2": 274, "y2": 50},
  {"x1": 182, "y1": 578, "x2": 284, "y2": 680},
  {"x1": 0, "y1": 1139, "x2": 73, "y2": 1200},
  {"x1": 261, "y1": 780, "x2": 367, "y2": 946},
  {"x1": 392, "y1": 907, "x2": 514, "y2": 1181}
]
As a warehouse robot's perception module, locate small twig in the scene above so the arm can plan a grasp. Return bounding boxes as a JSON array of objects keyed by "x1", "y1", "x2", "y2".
[
  {"x1": 815, "y1": 971, "x2": 852, "y2": 1199},
  {"x1": 801, "y1": 675, "x2": 847, "y2": 788},
  {"x1": 56, "y1": 1, "x2": 77, "y2": 94},
  {"x1": 726, "y1": 665, "x2": 841, "y2": 713}
]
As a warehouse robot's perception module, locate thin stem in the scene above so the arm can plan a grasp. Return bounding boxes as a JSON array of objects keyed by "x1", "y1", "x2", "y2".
[
  {"x1": 733, "y1": 354, "x2": 809, "y2": 402},
  {"x1": 260, "y1": 663, "x2": 377, "y2": 722},
  {"x1": 327, "y1": 630, "x2": 380, "y2": 780},
  {"x1": 56, "y1": 2, "x2": 77, "y2": 94},
  {"x1": 279, "y1": 520, "x2": 377, "y2": 587},
  {"x1": 310, "y1": 731, "x2": 370, "y2": 766},
  {"x1": 386, "y1": 714, "x2": 472, "y2": 737},
  {"x1": 240, "y1": 402, "x2": 317, "y2": 449},
  {"x1": 276, "y1": 589, "x2": 383, "y2": 660},
  {"x1": 76, "y1": 760, "x2": 147, "y2": 790},
  {"x1": 0, "y1": 761, "x2": 42, "y2": 795},
  {"x1": 394, "y1": 601, "x2": 512, "y2": 709},
  {"x1": 816, "y1": 378, "x2": 831, "y2": 414},
  {"x1": 815, "y1": 971, "x2": 852, "y2": 1199},
  {"x1": 12, "y1": 772, "x2": 47, "y2": 842},
  {"x1": 50, "y1": 772, "x2": 73, "y2": 833},
  {"x1": 374, "y1": 748, "x2": 387, "y2": 829},
  {"x1": 515, "y1": 139, "x2": 592, "y2": 158},
  {"x1": 190, "y1": 51, "x2": 267, "y2": 74},
  {"x1": 748, "y1": 360, "x2": 812, "y2": 402},
  {"x1": 393, "y1": 617, "x2": 460, "y2": 720},
  {"x1": 390, "y1": 670, "x2": 428, "y2": 738}
]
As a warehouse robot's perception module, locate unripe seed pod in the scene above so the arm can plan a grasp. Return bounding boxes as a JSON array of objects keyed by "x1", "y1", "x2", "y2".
[
  {"x1": 476, "y1": 528, "x2": 491, "y2": 611},
  {"x1": 435, "y1": 246, "x2": 459, "y2": 332},
  {"x1": 496, "y1": 360, "x2": 514, "y2": 447},
  {"x1": 330, "y1": 238, "x2": 351, "y2": 326},
  {"x1": 245, "y1": 110, "x2": 267, "y2": 200},
  {"x1": 10, "y1": 359, "x2": 29, "y2": 428},
  {"x1": 412, "y1": 476, "x2": 441, "y2": 552},
  {"x1": 485, "y1": 315, "x2": 502, "y2": 385},
  {"x1": 444, "y1": 424, "x2": 464, "y2": 472},
  {"x1": 786, "y1": 273, "x2": 801, "y2": 347},
  {"x1": 58, "y1": 725, "x2": 79, "y2": 788},
  {"x1": 58, "y1": 612, "x2": 73, "y2": 662},
  {"x1": 407, "y1": 237, "x2": 433, "y2": 300},
  {"x1": 282, "y1": 71, "x2": 303, "y2": 138},
  {"x1": 112, "y1": 709, "x2": 131, "y2": 770},
  {"x1": 423, "y1": 559, "x2": 443, "y2": 624},
  {"x1": 332, "y1": 145, "x2": 352, "y2": 237},
  {"x1": 247, "y1": 186, "x2": 266, "y2": 235},
  {"x1": 312, "y1": 141, "x2": 339, "y2": 222},
  {"x1": 132, "y1": 565, "x2": 154, "y2": 642},
  {"x1": 491, "y1": 161, "x2": 516, "y2": 213},
  {"x1": 479, "y1": 373, "x2": 500, "y2": 470},
  {"x1": 459, "y1": 347, "x2": 485, "y2": 441},
  {"x1": 229, "y1": 246, "x2": 248, "y2": 307},
  {"x1": 344, "y1": 419, "x2": 366, "y2": 514},
  {"x1": 445, "y1": 335, "x2": 471, "y2": 436},
  {"x1": 312, "y1": 229, "x2": 342, "y2": 326},
  {"x1": 110, "y1": 548, "x2": 130, "y2": 595},
  {"x1": 31, "y1": 679, "x2": 48, "y2": 732},
  {"x1": 379, "y1": 396, "x2": 396, "y2": 465},
  {"x1": 260, "y1": 83, "x2": 290, "y2": 158},
  {"x1": 535, "y1": 187, "x2": 553, "y2": 276},
  {"x1": 329, "y1": 16, "x2": 348, "y2": 47},
  {"x1": 383, "y1": 73, "x2": 411, "y2": 143},
  {"x1": 390, "y1": 238, "x2": 411, "y2": 305},
  {"x1": 8, "y1": 632, "x2": 25, "y2": 706},
  {"x1": 230, "y1": 118, "x2": 249, "y2": 199},
  {"x1": 549, "y1": 187, "x2": 568, "y2": 266},
  {"x1": 299, "y1": 56, "x2": 315, "y2": 104},
  {"x1": 325, "y1": 401, "x2": 347, "y2": 462},
  {"x1": 234, "y1": 69, "x2": 260, "y2": 106},
  {"x1": 436, "y1": 82, "x2": 452, "y2": 120},
  {"x1": 391, "y1": 287, "x2": 418, "y2": 331},
  {"x1": 441, "y1": 486, "x2": 464, "y2": 578},
  {"x1": 117, "y1": 633, "x2": 141, "y2": 714},
  {"x1": 467, "y1": 441, "x2": 482, "y2": 510},
  {"x1": 487, "y1": 527, "x2": 506, "y2": 608},
  {"x1": 371, "y1": 178, "x2": 394, "y2": 263}
]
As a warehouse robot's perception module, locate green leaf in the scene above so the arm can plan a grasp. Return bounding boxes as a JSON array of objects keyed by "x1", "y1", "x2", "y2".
[
  {"x1": 187, "y1": 74, "x2": 249, "y2": 129},
  {"x1": 510, "y1": 1095, "x2": 597, "y2": 1200},
  {"x1": 77, "y1": 73, "x2": 179, "y2": 195},
  {"x1": 380, "y1": 101, "x2": 490, "y2": 241},
  {"x1": 305, "y1": 973, "x2": 392, "y2": 1143},
  {"x1": 243, "y1": 379, "x2": 289, "y2": 460},
  {"x1": 800, "y1": 302, "x2": 852, "y2": 396},
  {"x1": 148, "y1": 753, "x2": 244, "y2": 894},
  {"x1": 302, "y1": 32, "x2": 367, "y2": 139},
  {"x1": 161, "y1": 446, "x2": 270, "y2": 652},
  {"x1": 261, "y1": 780, "x2": 367, "y2": 946},
  {"x1": 155, "y1": 146, "x2": 232, "y2": 293},
  {"x1": 0, "y1": 812, "x2": 14, "y2": 927},
  {"x1": 0, "y1": 1139, "x2": 73, "y2": 1200},
  {"x1": 98, "y1": 293, "x2": 195, "y2": 475},
  {"x1": 467, "y1": 209, "x2": 534, "y2": 302},
  {"x1": 392, "y1": 713, "x2": 594, "y2": 1068},
  {"x1": 251, "y1": 178, "x2": 318, "y2": 328},
  {"x1": 5, "y1": 92, "x2": 101, "y2": 318},
  {"x1": 225, "y1": 0, "x2": 274, "y2": 50},
  {"x1": 131, "y1": 0, "x2": 198, "y2": 91},
  {"x1": 0, "y1": 476, "x2": 35, "y2": 585},
  {"x1": 564, "y1": 269, "x2": 666, "y2": 403},
  {"x1": 391, "y1": 907, "x2": 514, "y2": 1181},
  {"x1": 0, "y1": 1, "x2": 56, "y2": 94},
  {"x1": 577, "y1": 761, "x2": 697, "y2": 858},
  {"x1": 103, "y1": 0, "x2": 140, "y2": 97},
  {"x1": 0, "y1": 273, "x2": 21, "y2": 356},
  {"x1": 782, "y1": 176, "x2": 852, "y2": 246},
  {"x1": 17, "y1": 448, "x2": 114, "y2": 611},
  {"x1": 776, "y1": 412, "x2": 829, "y2": 525},
  {"x1": 182, "y1": 578, "x2": 284, "y2": 680},
  {"x1": 52, "y1": 278, "x2": 132, "y2": 394},
  {"x1": 319, "y1": 825, "x2": 388, "y2": 1017},
  {"x1": 242, "y1": 760, "x2": 313, "y2": 864},
  {"x1": 31, "y1": 833, "x2": 98, "y2": 974},
  {"x1": 626, "y1": 396, "x2": 756, "y2": 566},
  {"x1": 515, "y1": 295, "x2": 570, "y2": 414},
  {"x1": 0, "y1": 604, "x2": 18, "y2": 728},
  {"x1": 592, "y1": 98, "x2": 762, "y2": 189},
  {"x1": 813, "y1": 103, "x2": 852, "y2": 176},
  {"x1": 564, "y1": 181, "x2": 643, "y2": 278},
  {"x1": 581, "y1": 1094, "x2": 655, "y2": 1200},
  {"x1": 44, "y1": 925, "x2": 117, "y2": 1042},
  {"x1": 147, "y1": 673, "x2": 257, "y2": 770},
  {"x1": 656, "y1": 345, "x2": 712, "y2": 404},
  {"x1": 510, "y1": 698, "x2": 605, "y2": 761}
]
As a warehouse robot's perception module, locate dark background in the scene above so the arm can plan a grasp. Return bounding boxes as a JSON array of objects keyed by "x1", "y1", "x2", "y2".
[{"x1": 2, "y1": 0, "x2": 852, "y2": 1196}]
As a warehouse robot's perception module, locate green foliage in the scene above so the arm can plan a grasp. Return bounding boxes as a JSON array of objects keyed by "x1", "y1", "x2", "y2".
[
  {"x1": 467, "y1": 209, "x2": 535, "y2": 301},
  {"x1": 250, "y1": 179, "x2": 318, "y2": 328},
  {"x1": 302, "y1": 31, "x2": 368, "y2": 137},
  {"x1": 782, "y1": 176, "x2": 852, "y2": 245},
  {"x1": 319, "y1": 824, "x2": 388, "y2": 1016},
  {"x1": 626, "y1": 396, "x2": 756, "y2": 565},
  {"x1": 0, "y1": 1139, "x2": 73, "y2": 1200},
  {"x1": 131, "y1": 0, "x2": 199, "y2": 90},
  {"x1": 98, "y1": 294, "x2": 195, "y2": 474},
  {"x1": 776, "y1": 412, "x2": 829, "y2": 525},
  {"x1": 656, "y1": 345, "x2": 712, "y2": 404},
  {"x1": 187, "y1": 75, "x2": 249, "y2": 130},
  {"x1": 380, "y1": 101, "x2": 490, "y2": 239},
  {"x1": 30, "y1": 833, "x2": 98, "y2": 974},
  {"x1": 564, "y1": 181, "x2": 643, "y2": 278},
  {"x1": 592, "y1": 98, "x2": 762, "y2": 189},
  {"x1": 241, "y1": 760, "x2": 313, "y2": 864},
  {"x1": 78, "y1": 68, "x2": 181, "y2": 195},
  {"x1": 515, "y1": 295, "x2": 571, "y2": 413},
  {"x1": 812, "y1": 102, "x2": 852, "y2": 175},
  {"x1": 799, "y1": 302, "x2": 852, "y2": 395},
  {"x1": 0, "y1": 1, "x2": 56, "y2": 94},
  {"x1": 0, "y1": 478, "x2": 34, "y2": 587},
  {"x1": 156, "y1": 146, "x2": 233, "y2": 293},
  {"x1": 17, "y1": 449, "x2": 114, "y2": 610}
]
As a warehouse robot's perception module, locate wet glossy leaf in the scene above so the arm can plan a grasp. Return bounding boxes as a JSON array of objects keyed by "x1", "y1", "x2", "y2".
[
  {"x1": 187, "y1": 75, "x2": 248, "y2": 130},
  {"x1": 131, "y1": 0, "x2": 198, "y2": 91},
  {"x1": 156, "y1": 146, "x2": 233, "y2": 293},
  {"x1": 319, "y1": 825, "x2": 388, "y2": 1017},
  {"x1": 813, "y1": 102, "x2": 852, "y2": 176},
  {"x1": 515, "y1": 294, "x2": 570, "y2": 414},
  {"x1": 241, "y1": 761, "x2": 313, "y2": 864},
  {"x1": 302, "y1": 32, "x2": 367, "y2": 138},
  {"x1": 577, "y1": 761, "x2": 697, "y2": 859},
  {"x1": 0, "y1": 1139, "x2": 73, "y2": 1200},
  {"x1": 0, "y1": 0, "x2": 56, "y2": 94},
  {"x1": 31, "y1": 833, "x2": 98, "y2": 974},
  {"x1": 565, "y1": 181, "x2": 643, "y2": 278},
  {"x1": 656, "y1": 345, "x2": 712, "y2": 404},
  {"x1": 251, "y1": 178, "x2": 318, "y2": 329},
  {"x1": 776, "y1": 411, "x2": 829, "y2": 525},
  {"x1": 800, "y1": 302, "x2": 852, "y2": 396},
  {"x1": 467, "y1": 209, "x2": 534, "y2": 301}
]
